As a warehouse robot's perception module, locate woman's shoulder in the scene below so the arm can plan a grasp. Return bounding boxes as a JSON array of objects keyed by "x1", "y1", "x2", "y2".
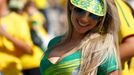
[{"x1": 97, "y1": 50, "x2": 119, "y2": 75}]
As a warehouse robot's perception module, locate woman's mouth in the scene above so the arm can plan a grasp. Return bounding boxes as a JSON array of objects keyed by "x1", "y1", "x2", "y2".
[{"x1": 78, "y1": 21, "x2": 89, "y2": 27}]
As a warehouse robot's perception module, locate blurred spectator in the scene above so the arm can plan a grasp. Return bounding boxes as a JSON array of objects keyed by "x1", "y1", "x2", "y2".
[
  {"x1": 0, "y1": 0, "x2": 43, "y2": 75},
  {"x1": 32, "y1": 0, "x2": 49, "y2": 30},
  {"x1": 0, "y1": 0, "x2": 22, "y2": 75},
  {"x1": 23, "y1": 1, "x2": 51, "y2": 51},
  {"x1": 114, "y1": 0, "x2": 134, "y2": 75}
]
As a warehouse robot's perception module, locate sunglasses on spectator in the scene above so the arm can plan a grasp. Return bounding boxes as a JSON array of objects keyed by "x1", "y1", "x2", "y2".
[{"x1": 74, "y1": 7, "x2": 101, "y2": 20}]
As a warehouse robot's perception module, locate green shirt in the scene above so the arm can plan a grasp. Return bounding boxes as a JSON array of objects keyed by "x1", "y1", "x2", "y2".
[{"x1": 40, "y1": 36, "x2": 119, "y2": 75}]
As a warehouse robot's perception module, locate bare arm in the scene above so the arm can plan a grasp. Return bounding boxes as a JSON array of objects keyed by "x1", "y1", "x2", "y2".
[
  {"x1": 108, "y1": 70, "x2": 122, "y2": 75},
  {"x1": 0, "y1": 26, "x2": 33, "y2": 54},
  {"x1": 119, "y1": 36, "x2": 134, "y2": 62}
]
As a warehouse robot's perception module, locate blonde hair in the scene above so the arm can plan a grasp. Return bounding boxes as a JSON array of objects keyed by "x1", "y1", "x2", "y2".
[{"x1": 60, "y1": 0, "x2": 121, "y2": 75}]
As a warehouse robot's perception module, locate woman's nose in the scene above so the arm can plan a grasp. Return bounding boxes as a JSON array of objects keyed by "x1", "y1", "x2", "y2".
[{"x1": 79, "y1": 12, "x2": 90, "y2": 23}]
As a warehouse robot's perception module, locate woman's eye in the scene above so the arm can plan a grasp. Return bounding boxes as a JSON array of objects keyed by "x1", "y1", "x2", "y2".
[{"x1": 89, "y1": 14, "x2": 99, "y2": 20}]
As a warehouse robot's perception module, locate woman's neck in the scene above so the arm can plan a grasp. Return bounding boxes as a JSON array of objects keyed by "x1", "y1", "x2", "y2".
[{"x1": 71, "y1": 29, "x2": 85, "y2": 42}]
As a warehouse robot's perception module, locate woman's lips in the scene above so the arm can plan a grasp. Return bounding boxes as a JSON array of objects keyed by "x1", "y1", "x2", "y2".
[{"x1": 78, "y1": 21, "x2": 89, "y2": 27}]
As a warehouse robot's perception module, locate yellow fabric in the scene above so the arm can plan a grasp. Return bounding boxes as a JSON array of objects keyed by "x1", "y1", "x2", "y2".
[
  {"x1": 122, "y1": 62, "x2": 130, "y2": 75},
  {"x1": 29, "y1": 12, "x2": 48, "y2": 37},
  {"x1": 0, "y1": 12, "x2": 23, "y2": 75},
  {"x1": 122, "y1": 60, "x2": 134, "y2": 75},
  {"x1": 20, "y1": 45, "x2": 43, "y2": 69},
  {"x1": 30, "y1": 12, "x2": 46, "y2": 27},
  {"x1": 14, "y1": 13, "x2": 43, "y2": 69},
  {"x1": 33, "y1": 0, "x2": 48, "y2": 9},
  {"x1": 0, "y1": 53, "x2": 22, "y2": 75},
  {"x1": 115, "y1": 0, "x2": 134, "y2": 75},
  {"x1": 0, "y1": 12, "x2": 43, "y2": 70},
  {"x1": 115, "y1": 0, "x2": 134, "y2": 42},
  {"x1": 20, "y1": 12, "x2": 28, "y2": 21},
  {"x1": 129, "y1": 57, "x2": 134, "y2": 75}
]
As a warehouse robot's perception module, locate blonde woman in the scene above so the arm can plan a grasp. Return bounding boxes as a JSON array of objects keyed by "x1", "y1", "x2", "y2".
[{"x1": 40, "y1": 0, "x2": 121, "y2": 75}]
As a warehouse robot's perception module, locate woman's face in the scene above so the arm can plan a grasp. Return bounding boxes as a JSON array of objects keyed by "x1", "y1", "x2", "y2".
[{"x1": 71, "y1": 6, "x2": 100, "y2": 34}]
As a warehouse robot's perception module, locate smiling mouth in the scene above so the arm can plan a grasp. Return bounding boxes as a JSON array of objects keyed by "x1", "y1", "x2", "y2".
[{"x1": 78, "y1": 21, "x2": 89, "y2": 27}]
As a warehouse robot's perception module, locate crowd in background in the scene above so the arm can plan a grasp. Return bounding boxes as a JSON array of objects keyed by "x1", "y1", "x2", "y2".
[
  {"x1": 8, "y1": 0, "x2": 68, "y2": 48},
  {"x1": 0, "y1": 0, "x2": 68, "y2": 75}
]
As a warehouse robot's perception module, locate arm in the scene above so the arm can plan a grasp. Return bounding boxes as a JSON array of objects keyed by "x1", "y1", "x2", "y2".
[
  {"x1": 0, "y1": 26, "x2": 33, "y2": 54},
  {"x1": 119, "y1": 36, "x2": 134, "y2": 62},
  {"x1": 108, "y1": 70, "x2": 122, "y2": 75},
  {"x1": 114, "y1": 0, "x2": 134, "y2": 63}
]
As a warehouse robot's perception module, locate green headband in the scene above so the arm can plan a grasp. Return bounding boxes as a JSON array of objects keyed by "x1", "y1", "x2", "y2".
[{"x1": 70, "y1": 0, "x2": 107, "y2": 16}]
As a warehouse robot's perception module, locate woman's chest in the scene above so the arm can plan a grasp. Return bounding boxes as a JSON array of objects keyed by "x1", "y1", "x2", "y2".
[
  {"x1": 40, "y1": 50, "x2": 81, "y2": 75},
  {"x1": 47, "y1": 44, "x2": 81, "y2": 64}
]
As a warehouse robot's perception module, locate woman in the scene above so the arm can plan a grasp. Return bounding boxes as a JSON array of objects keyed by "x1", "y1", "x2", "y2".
[{"x1": 40, "y1": 0, "x2": 121, "y2": 75}]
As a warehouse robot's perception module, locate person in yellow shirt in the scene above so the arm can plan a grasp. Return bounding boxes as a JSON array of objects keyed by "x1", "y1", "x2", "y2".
[
  {"x1": 23, "y1": 1, "x2": 51, "y2": 51},
  {"x1": 32, "y1": 0, "x2": 49, "y2": 30},
  {"x1": 0, "y1": 0, "x2": 43, "y2": 75},
  {"x1": 114, "y1": 0, "x2": 134, "y2": 75},
  {"x1": 0, "y1": 0, "x2": 23, "y2": 75}
]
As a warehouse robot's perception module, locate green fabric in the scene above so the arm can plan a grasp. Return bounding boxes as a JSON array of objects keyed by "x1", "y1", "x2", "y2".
[
  {"x1": 40, "y1": 36, "x2": 119, "y2": 75},
  {"x1": 97, "y1": 49, "x2": 119, "y2": 75},
  {"x1": 70, "y1": 0, "x2": 106, "y2": 16}
]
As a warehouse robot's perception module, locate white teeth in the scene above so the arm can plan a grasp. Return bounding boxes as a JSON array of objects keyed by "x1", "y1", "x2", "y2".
[{"x1": 78, "y1": 21, "x2": 88, "y2": 26}]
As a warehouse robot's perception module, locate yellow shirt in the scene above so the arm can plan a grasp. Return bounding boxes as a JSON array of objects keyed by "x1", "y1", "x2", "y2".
[
  {"x1": 33, "y1": 0, "x2": 48, "y2": 9},
  {"x1": 29, "y1": 12, "x2": 48, "y2": 36},
  {"x1": 115, "y1": 0, "x2": 134, "y2": 42},
  {"x1": 21, "y1": 12, "x2": 48, "y2": 39},
  {"x1": 30, "y1": 12, "x2": 46, "y2": 27},
  {"x1": 0, "y1": 12, "x2": 23, "y2": 75},
  {"x1": 0, "y1": 12, "x2": 43, "y2": 70},
  {"x1": 115, "y1": 0, "x2": 134, "y2": 75},
  {"x1": 0, "y1": 53, "x2": 22, "y2": 75}
]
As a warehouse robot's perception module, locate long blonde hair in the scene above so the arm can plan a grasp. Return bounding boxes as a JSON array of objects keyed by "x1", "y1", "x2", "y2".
[{"x1": 61, "y1": 0, "x2": 121, "y2": 75}]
